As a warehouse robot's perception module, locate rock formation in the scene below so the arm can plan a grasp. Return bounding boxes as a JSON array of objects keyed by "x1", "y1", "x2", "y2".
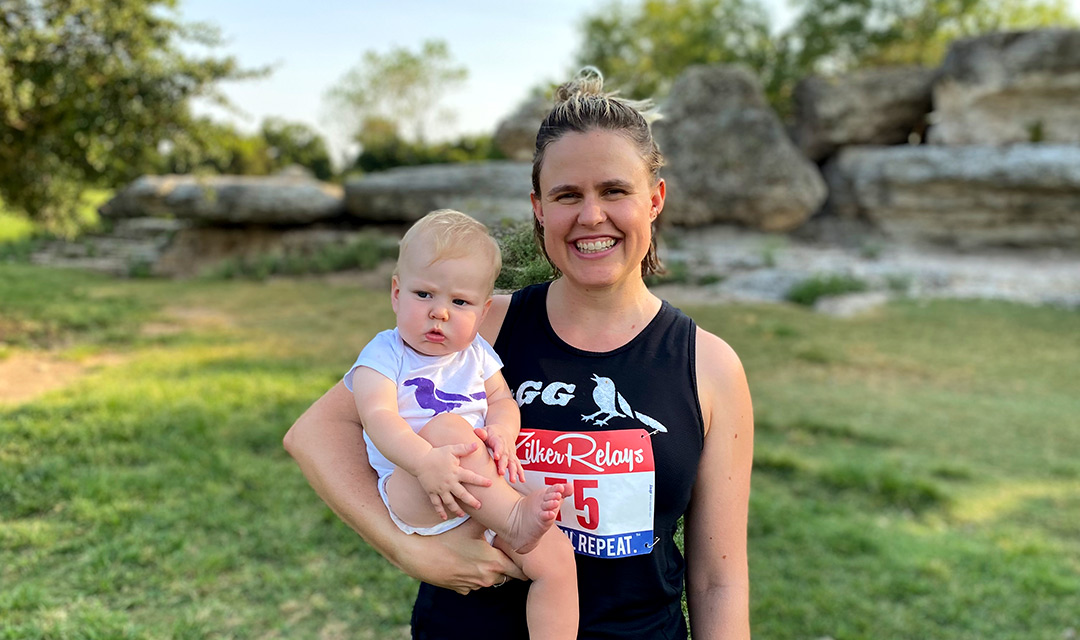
[
  {"x1": 343, "y1": 161, "x2": 533, "y2": 227},
  {"x1": 824, "y1": 144, "x2": 1080, "y2": 248},
  {"x1": 793, "y1": 66, "x2": 936, "y2": 161},
  {"x1": 930, "y1": 29, "x2": 1080, "y2": 145},
  {"x1": 493, "y1": 95, "x2": 551, "y2": 161},
  {"x1": 99, "y1": 173, "x2": 344, "y2": 224},
  {"x1": 654, "y1": 65, "x2": 827, "y2": 231}
]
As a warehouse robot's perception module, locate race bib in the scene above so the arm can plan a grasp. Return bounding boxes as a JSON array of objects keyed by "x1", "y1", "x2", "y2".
[{"x1": 516, "y1": 428, "x2": 655, "y2": 558}]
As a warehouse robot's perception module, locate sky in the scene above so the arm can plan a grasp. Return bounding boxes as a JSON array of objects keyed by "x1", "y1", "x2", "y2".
[
  {"x1": 178, "y1": 0, "x2": 796, "y2": 161},
  {"x1": 179, "y1": 0, "x2": 1080, "y2": 162}
]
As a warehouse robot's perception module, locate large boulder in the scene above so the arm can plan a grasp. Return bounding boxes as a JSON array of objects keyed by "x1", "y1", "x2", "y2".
[
  {"x1": 493, "y1": 95, "x2": 551, "y2": 161},
  {"x1": 824, "y1": 144, "x2": 1080, "y2": 248},
  {"x1": 793, "y1": 66, "x2": 936, "y2": 161},
  {"x1": 100, "y1": 174, "x2": 345, "y2": 224},
  {"x1": 654, "y1": 65, "x2": 827, "y2": 231},
  {"x1": 344, "y1": 161, "x2": 534, "y2": 227},
  {"x1": 930, "y1": 29, "x2": 1080, "y2": 145}
]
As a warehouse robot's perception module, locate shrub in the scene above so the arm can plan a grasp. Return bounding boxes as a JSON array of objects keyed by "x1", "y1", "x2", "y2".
[
  {"x1": 786, "y1": 274, "x2": 868, "y2": 306},
  {"x1": 492, "y1": 222, "x2": 553, "y2": 291}
]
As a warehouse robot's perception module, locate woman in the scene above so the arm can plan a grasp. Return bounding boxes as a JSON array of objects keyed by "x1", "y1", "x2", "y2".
[{"x1": 284, "y1": 69, "x2": 753, "y2": 639}]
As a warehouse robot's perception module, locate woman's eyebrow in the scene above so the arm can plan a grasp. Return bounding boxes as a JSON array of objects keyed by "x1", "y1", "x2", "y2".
[
  {"x1": 545, "y1": 183, "x2": 579, "y2": 197},
  {"x1": 597, "y1": 178, "x2": 633, "y2": 191},
  {"x1": 546, "y1": 178, "x2": 632, "y2": 197}
]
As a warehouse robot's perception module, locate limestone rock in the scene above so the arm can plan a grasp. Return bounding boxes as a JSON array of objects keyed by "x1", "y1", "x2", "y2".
[
  {"x1": 100, "y1": 174, "x2": 345, "y2": 224},
  {"x1": 794, "y1": 66, "x2": 936, "y2": 161},
  {"x1": 30, "y1": 218, "x2": 189, "y2": 277},
  {"x1": 152, "y1": 227, "x2": 383, "y2": 278},
  {"x1": 824, "y1": 144, "x2": 1080, "y2": 248},
  {"x1": 344, "y1": 161, "x2": 534, "y2": 227},
  {"x1": 654, "y1": 65, "x2": 827, "y2": 231},
  {"x1": 493, "y1": 95, "x2": 551, "y2": 161},
  {"x1": 930, "y1": 29, "x2": 1080, "y2": 145}
]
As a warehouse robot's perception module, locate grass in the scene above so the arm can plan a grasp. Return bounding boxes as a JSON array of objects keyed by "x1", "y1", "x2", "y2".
[{"x1": 2, "y1": 263, "x2": 1079, "y2": 638}]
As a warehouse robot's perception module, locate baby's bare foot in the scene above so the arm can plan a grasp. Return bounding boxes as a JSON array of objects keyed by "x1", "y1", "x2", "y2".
[{"x1": 505, "y1": 483, "x2": 567, "y2": 553}]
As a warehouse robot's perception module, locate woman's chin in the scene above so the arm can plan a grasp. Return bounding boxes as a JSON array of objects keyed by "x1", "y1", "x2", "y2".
[{"x1": 560, "y1": 264, "x2": 637, "y2": 290}]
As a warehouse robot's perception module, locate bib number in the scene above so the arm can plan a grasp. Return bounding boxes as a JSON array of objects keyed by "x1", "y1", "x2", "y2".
[{"x1": 518, "y1": 429, "x2": 655, "y2": 558}]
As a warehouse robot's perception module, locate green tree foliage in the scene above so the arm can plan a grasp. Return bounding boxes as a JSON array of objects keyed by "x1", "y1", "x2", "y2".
[
  {"x1": 324, "y1": 39, "x2": 467, "y2": 148},
  {"x1": 158, "y1": 117, "x2": 333, "y2": 179},
  {"x1": 789, "y1": 0, "x2": 1076, "y2": 70},
  {"x1": 577, "y1": 0, "x2": 775, "y2": 100},
  {"x1": 352, "y1": 131, "x2": 502, "y2": 173},
  {"x1": 576, "y1": 0, "x2": 1076, "y2": 114},
  {"x1": 0, "y1": 0, "x2": 261, "y2": 232},
  {"x1": 325, "y1": 39, "x2": 501, "y2": 173},
  {"x1": 260, "y1": 117, "x2": 333, "y2": 180},
  {"x1": 158, "y1": 117, "x2": 272, "y2": 176}
]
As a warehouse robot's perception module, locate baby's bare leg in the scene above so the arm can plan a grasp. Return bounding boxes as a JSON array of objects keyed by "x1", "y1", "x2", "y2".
[
  {"x1": 494, "y1": 530, "x2": 578, "y2": 640},
  {"x1": 415, "y1": 413, "x2": 566, "y2": 553}
]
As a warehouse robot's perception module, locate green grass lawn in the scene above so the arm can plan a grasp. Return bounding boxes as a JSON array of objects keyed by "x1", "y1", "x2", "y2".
[{"x1": 1, "y1": 263, "x2": 1078, "y2": 639}]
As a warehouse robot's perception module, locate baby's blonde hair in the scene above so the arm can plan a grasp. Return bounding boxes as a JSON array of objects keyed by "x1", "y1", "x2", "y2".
[{"x1": 395, "y1": 209, "x2": 502, "y2": 296}]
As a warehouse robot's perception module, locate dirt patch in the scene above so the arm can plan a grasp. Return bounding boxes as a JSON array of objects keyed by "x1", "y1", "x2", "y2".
[
  {"x1": 0, "y1": 352, "x2": 125, "y2": 406},
  {"x1": 0, "y1": 306, "x2": 230, "y2": 406},
  {"x1": 140, "y1": 306, "x2": 234, "y2": 337}
]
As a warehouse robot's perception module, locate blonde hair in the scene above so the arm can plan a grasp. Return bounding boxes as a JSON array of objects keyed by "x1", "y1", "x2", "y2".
[
  {"x1": 396, "y1": 209, "x2": 502, "y2": 296},
  {"x1": 531, "y1": 67, "x2": 666, "y2": 278}
]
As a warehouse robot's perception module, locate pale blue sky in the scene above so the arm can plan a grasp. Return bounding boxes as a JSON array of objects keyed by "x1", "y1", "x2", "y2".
[
  {"x1": 180, "y1": 0, "x2": 1079, "y2": 162},
  {"x1": 180, "y1": 0, "x2": 799, "y2": 160}
]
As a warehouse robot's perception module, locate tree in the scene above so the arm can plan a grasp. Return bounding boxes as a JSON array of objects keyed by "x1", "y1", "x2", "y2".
[
  {"x1": 574, "y1": 0, "x2": 1076, "y2": 115},
  {"x1": 323, "y1": 39, "x2": 467, "y2": 149},
  {"x1": 0, "y1": 0, "x2": 261, "y2": 232},
  {"x1": 786, "y1": 0, "x2": 1077, "y2": 70},
  {"x1": 576, "y1": 0, "x2": 775, "y2": 100},
  {"x1": 260, "y1": 118, "x2": 333, "y2": 180},
  {"x1": 156, "y1": 117, "x2": 273, "y2": 176}
]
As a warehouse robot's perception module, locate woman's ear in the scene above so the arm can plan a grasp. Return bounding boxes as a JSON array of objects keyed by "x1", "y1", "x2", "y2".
[
  {"x1": 531, "y1": 191, "x2": 544, "y2": 226},
  {"x1": 650, "y1": 179, "x2": 666, "y2": 220}
]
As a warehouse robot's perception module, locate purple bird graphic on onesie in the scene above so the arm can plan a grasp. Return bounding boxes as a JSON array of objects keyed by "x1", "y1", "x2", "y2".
[{"x1": 404, "y1": 377, "x2": 486, "y2": 415}]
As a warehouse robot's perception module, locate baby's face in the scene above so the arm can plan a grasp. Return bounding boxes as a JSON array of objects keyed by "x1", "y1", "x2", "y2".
[{"x1": 391, "y1": 249, "x2": 493, "y2": 357}]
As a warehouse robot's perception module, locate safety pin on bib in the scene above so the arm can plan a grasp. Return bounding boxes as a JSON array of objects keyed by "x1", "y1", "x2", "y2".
[{"x1": 645, "y1": 536, "x2": 661, "y2": 549}]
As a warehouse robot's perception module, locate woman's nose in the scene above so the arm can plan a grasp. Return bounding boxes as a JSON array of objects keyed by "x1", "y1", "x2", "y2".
[{"x1": 578, "y1": 195, "x2": 605, "y2": 225}]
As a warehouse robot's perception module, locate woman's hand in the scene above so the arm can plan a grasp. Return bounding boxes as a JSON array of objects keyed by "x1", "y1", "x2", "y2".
[{"x1": 398, "y1": 520, "x2": 527, "y2": 594}]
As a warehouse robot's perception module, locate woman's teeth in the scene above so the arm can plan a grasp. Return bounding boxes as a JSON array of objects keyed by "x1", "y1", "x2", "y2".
[{"x1": 576, "y1": 238, "x2": 616, "y2": 253}]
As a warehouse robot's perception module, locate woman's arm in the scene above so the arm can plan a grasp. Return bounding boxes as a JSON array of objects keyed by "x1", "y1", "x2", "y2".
[
  {"x1": 283, "y1": 381, "x2": 525, "y2": 593},
  {"x1": 685, "y1": 328, "x2": 754, "y2": 639}
]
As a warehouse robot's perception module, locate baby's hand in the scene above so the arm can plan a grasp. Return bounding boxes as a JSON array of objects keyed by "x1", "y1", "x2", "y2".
[
  {"x1": 477, "y1": 425, "x2": 526, "y2": 484},
  {"x1": 416, "y1": 443, "x2": 488, "y2": 520}
]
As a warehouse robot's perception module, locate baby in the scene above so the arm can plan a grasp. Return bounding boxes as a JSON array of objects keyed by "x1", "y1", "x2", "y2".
[{"x1": 343, "y1": 209, "x2": 577, "y2": 639}]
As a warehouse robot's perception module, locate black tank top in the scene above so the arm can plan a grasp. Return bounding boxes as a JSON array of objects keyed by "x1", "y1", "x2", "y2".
[{"x1": 411, "y1": 282, "x2": 705, "y2": 640}]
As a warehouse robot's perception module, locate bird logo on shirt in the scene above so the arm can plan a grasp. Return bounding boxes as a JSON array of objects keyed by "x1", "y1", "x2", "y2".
[
  {"x1": 581, "y1": 374, "x2": 668, "y2": 433},
  {"x1": 404, "y1": 377, "x2": 486, "y2": 415}
]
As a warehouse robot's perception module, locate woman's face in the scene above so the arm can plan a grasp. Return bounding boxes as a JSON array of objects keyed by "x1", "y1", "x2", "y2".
[{"x1": 531, "y1": 130, "x2": 664, "y2": 291}]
